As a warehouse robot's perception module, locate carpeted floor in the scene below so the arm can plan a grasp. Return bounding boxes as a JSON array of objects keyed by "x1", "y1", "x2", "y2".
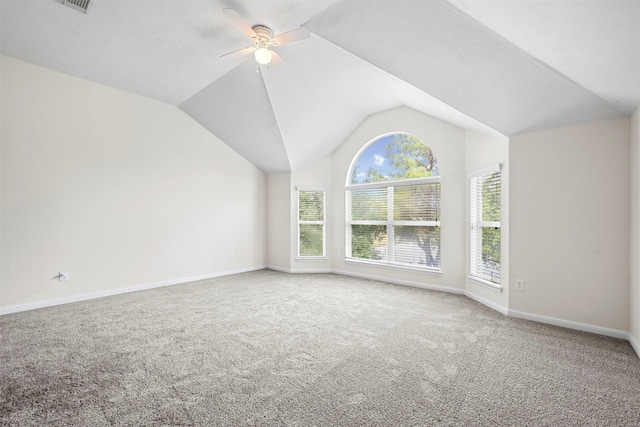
[{"x1": 1, "y1": 269, "x2": 639, "y2": 426}]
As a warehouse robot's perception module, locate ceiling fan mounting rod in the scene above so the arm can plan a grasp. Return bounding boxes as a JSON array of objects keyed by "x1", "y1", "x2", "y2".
[{"x1": 252, "y1": 25, "x2": 275, "y2": 48}]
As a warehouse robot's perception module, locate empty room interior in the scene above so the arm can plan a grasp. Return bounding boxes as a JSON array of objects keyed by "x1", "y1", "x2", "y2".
[{"x1": 1, "y1": 0, "x2": 640, "y2": 425}]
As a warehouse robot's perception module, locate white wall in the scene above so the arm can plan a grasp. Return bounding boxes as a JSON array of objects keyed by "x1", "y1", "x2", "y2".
[
  {"x1": 266, "y1": 172, "x2": 291, "y2": 271},
  {"x1": 330, "y1": 106, "x2": 466, "y2": 291},
  {"x1": 631, "y1": 107, "x2": 640, "y2": 349},
  {"x1": 1, "y1": 56, "x2": 267, "y2": 309},
  {"x1": 509, "y1": 118, "x2": 630, "y2": 332},
  {"x1": 464, "y1": 130, "x2": 510, "y2": 311}
]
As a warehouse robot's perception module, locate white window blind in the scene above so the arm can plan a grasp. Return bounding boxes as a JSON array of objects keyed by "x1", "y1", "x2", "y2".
[
  {"x1": 347, "y1": 179, "x2": 441, "y2": 269},
  {"x1": 348, "y1": 187, "x2": 388, "y2": 262},
  {"x1": 298, "y1": 189, "x2": 325, "y2": 258},
  {"x1": 469, "y1": 165, "x2": 501, "y2": 284}
]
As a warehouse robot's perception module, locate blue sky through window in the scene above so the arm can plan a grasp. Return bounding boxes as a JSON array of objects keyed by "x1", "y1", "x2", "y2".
[{"x1": 352, "y1": 134, "x2": 395, "y2": 183}]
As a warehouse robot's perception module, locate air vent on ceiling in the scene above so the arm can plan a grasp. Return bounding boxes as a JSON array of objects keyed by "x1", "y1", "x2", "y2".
[{"x1": 62, "y1": 0, "x2": 93, "y2": 14}]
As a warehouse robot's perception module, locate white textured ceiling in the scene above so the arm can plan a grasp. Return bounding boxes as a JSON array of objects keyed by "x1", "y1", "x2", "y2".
[
  {"x1": 450, "y1": 0, "x2": 640, "y2": 115},
  {"x1": 2, "y1": 0, "x2": 638, "y2": 173}
]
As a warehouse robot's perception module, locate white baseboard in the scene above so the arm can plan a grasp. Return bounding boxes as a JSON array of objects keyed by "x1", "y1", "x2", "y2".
[
  {"x1": 267, "y1": 265, "x2": 333, "y2": 274},
  {"x1": 628, "y1": 332, "x2": 640, "y2": 358},
  {"x1": 333, "y1": 269, "x2": 636, "y2": 355},
  {"x1": 266, "y1": 265, "x2": 291, "y2": 273},
  {"x1": 507, "y1": 308, "x2": 629, "y2": 340},
  {"x1": 464, "y1": 290, "x2": 508, "y2": 315},
  {"x1": 0, "y1": 265, "x2": 266, "y2": 316},
  {"x1": 332, "y1": 268, "x2": 465, "y2": 295},
  {"x1": 291, "y1": 268, "x2": 334, "y2": 274}
]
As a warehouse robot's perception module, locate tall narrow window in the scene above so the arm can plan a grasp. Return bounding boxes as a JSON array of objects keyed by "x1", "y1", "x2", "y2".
[
  {"x1": 469, "y1": 165, "x2": 501, "y2": 284},
  {"x1": 346, "y1": 133, "x2": 441, "y2": 270},
  {"x1": 298, "y1": 188, "x2": 326, "y2": 258}
]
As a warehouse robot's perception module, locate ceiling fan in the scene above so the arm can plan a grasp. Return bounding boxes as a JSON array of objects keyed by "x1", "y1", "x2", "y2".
[{"x1": 220, "y1": 8, "x2": 310, "y2": 65}]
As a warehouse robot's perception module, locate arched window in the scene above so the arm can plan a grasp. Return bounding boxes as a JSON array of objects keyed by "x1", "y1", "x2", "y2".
[{"x1": 346, "y1": 133, "x2": 441, "y2": 270}]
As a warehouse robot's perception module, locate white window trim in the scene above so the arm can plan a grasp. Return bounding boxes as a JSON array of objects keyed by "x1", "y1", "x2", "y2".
[
  {"x1": 345, "y1": 257, "x2": 443, "y2": 275},
  {"x1": 468, "y1": 164, "x2": 501, "y2": 285},
  {"x1": 297, "y1": 187, "x2": 327, "y2": 259},
  {"x1": 346, "y1": 175, "x2": 440, "y2": 191},
  {"x1": 467, "y1": 164, "x2": 501, "y2": 179},
  {"x1": 295, "y1": 256, "x2": 327, "y2": 261}
]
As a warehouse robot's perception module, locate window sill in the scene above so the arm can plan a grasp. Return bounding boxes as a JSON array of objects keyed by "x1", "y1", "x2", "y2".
[
  {"x1": 296, "y1": 257, "x2": 328, "y2": 262},
  {"x1": 345, "y1": 257, "x2": 442, "y2": 276},
  {"x1": 467, "y1": 276, "x2": 503, "y2": 293}
]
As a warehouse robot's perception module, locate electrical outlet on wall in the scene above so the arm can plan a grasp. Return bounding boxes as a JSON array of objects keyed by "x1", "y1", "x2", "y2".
[{"x1": 515, "y1": 279, "x2": 525, "y2": 291}]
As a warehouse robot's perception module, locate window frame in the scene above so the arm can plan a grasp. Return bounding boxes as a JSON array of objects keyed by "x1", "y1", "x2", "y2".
[
  {"x1": 297, "y1": 187, "x2": 327, "y2": 259},
  {"x1": 345, "y1": 176, "x2": 441, "y2": 272},
  {"x1": 468, "y1": 164, "x2": 502, "y2": 291}
]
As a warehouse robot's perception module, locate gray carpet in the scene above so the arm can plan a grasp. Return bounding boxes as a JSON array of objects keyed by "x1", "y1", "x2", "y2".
[{"x1": 1, "y1": 269, "x2": 639, "y2": 426}]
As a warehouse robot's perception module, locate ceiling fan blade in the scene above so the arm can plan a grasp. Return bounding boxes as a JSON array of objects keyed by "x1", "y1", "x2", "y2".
[
  {"x1": 272, "y1": 27, "x2": 310, "y2": 46},
  {"x1": 222, "y1": 8, "x2": 256, "y2": 38},
  {"x1": 270, "y1": 51, "x2": 286, "y2": 67},
  {"x1": 220, "y1": 45, "x2": 255, "y2": 60}
]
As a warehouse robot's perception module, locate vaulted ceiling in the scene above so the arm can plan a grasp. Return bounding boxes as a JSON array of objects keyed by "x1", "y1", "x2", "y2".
[{"x1": 2, "y1": 0, "x2": 638, "y2": 173}]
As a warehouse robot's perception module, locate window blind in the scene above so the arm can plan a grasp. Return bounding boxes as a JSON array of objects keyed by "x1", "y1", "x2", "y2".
[
  {"x1": 347, "y1": 181, "x2": 441, "y2": 268},
  {"x1": 470, "y1": 167, "x2": 501, "y2": 284},
  {"x1": 393, "y1": 183, "x2": 440, "y2": 222},
  {"x1": 350, "y1": 188, "x2": 388, "y2": 222},
  {"x1": 298, "y1": 189, "x2": 325, "y2": 257}
]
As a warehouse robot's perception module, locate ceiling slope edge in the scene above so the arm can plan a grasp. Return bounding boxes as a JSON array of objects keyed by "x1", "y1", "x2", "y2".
[
  {"x1": 441, "y1": 0, "x2": 630, "y2": 118},
  {"x1": 447, "y1": 0, "x2": 640, "y2": 115},
  {"x1": 308, "y1": 33, "x2": 507, "y2": 138},
  {"x1": 306, "y1": 0, "x2": 626, "y2": 136},
  {"x1": 257, "y1": 31, "x2": 506, "y2": 173},
  {"x1": 179, "y1": 59, "x2": 292, "y2": 174},
  {"x1": 258, "y1": 64, "x2": 295, "y2": 172}
]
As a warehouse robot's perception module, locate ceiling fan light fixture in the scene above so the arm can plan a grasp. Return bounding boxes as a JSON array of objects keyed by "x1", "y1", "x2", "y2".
[
  {"x1": 254, "y1": 47, "x2": 272, "y2": 64},
  {"x1": 221, "y1": 10, "x2": 310, "y2": 65}
]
